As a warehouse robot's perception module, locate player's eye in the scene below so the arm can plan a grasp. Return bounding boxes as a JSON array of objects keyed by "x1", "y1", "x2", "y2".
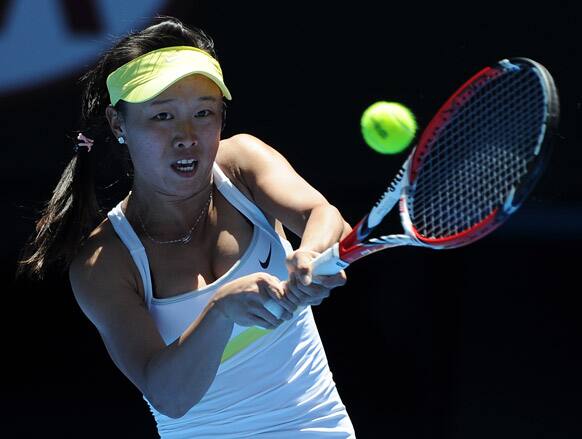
[
  {"x1": 153, "y1": 112, "x2": 172, "y2": 121},
  {"x1": 194, "y1": 109, "x2": 212, "y2": 118}
]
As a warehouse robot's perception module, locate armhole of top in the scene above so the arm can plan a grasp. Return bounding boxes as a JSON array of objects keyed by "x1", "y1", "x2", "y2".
[
  {"x1": 213, "y1": 162, "x2": 295, "y2": 256},
  {"x1": 107, "y1": 202, "x2": 154, "y2": 309},
  {"x1": 213, "y1": 162, "x2": 281, "y2": 242}
]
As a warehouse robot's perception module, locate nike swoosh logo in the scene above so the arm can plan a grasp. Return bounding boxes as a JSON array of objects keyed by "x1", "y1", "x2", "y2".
[{"x1": 259, "y1": 244, "x2": 272, "y2": 269}]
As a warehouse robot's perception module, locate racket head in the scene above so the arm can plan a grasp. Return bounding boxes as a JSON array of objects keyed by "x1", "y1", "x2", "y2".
[{"x1": 401, "y1": 57, "x2": 559, "y2": 249}]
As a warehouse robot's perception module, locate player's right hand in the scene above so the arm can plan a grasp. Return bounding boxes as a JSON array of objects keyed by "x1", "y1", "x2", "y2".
[{"x1": 212, "y1": 273, "x2": 295, "y2": 329}]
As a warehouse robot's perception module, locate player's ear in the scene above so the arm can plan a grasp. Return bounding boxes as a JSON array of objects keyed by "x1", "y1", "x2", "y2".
[
  {"x1": 221, "y1": 100, "x2": 227, "y2": 131},
  {"x1": 105, "y1": 104, "x2": 126, "y2": 140}
]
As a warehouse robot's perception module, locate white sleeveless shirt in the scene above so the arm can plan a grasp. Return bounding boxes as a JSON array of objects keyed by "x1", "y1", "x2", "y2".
[{"x1": 106, "y1": 162, "x2": 356, "y2": 438}]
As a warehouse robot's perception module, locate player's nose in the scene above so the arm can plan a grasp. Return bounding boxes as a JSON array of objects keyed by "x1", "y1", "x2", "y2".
[{"x1": 174, "y1": 120, "x2": 199, "y2": 148}]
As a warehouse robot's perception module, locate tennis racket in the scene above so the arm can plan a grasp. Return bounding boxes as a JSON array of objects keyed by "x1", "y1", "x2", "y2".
[{"x1": 263, "y1": 57, "x2": 559, "y2": 319}]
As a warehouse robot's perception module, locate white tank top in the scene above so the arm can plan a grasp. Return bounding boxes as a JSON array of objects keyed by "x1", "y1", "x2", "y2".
[{"x1": 107, "y1": 162, "x2": 356, "y2": 438}]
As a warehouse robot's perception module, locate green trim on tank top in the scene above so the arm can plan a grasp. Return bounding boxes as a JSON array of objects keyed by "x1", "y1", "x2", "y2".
[{"x1": 221, "y1": 327, "x2": 273, "y2": 363}]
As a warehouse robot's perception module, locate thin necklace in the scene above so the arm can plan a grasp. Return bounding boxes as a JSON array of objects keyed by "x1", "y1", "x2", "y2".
[{"x1": 135, "y1": 190, "x2": 213, "y2": 245}]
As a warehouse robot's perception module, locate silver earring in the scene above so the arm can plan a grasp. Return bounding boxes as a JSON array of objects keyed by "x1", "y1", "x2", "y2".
[{"x1": 118, "y1": 136, "x2": 125, "y2": 144}]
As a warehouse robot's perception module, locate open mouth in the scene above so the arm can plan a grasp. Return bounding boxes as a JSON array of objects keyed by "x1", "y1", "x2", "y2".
[{"x1": 171, "y1": 158, "x2": 198, "y2": 175}]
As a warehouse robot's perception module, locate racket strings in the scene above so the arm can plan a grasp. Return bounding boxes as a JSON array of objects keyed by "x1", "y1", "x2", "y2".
[{"x1": 409, "y1": 66, "x2": 546, "y2": 240}]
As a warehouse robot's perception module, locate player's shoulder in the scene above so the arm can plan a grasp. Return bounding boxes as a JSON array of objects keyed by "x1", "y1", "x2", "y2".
[
  {"x1": 217, "y1": 133, "x2": 277, "y2": 170},
  {"x1": 71, "y1": 218, "x2": 123, "y2": 267},
  {"x1": 219, "y1": 132, "x2": 269, "y2": 153},
  {"x1": 69, "y1": 217, "x2": 140, "y2": 302}
]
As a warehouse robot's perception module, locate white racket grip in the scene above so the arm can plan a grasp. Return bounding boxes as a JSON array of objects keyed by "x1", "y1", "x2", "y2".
[
  {"x1": 264, "y1": 298, "x2": 286, "y2": 319},
  {"x1": 311, "y1": 243, "x2": 349, "y2": 275},
  {"x1": 263, "y1": 243, "x2": 349, "y2": 319}
]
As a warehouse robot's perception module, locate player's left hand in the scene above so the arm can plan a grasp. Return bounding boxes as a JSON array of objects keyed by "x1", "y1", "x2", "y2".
[{"x1": 282, "y1": 249, "x2": 347, "y2": 308}]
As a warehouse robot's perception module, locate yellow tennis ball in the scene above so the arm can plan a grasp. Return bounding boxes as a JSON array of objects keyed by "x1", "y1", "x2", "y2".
[{"x1": 360, "y1": 101, "x2": 417, "y2": 154}]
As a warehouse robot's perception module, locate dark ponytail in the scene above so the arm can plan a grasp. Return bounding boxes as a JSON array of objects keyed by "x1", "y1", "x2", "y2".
[{"x1": 16, "y1": 15, "x2": 222, "y2": 280}]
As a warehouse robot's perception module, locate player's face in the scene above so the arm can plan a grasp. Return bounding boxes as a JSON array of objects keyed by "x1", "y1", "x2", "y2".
[{"x1": 118, "y1": 74, "x2": 223, "y2": 197}]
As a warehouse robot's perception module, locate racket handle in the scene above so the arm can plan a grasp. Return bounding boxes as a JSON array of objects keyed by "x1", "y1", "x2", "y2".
[
  {"x1": 264, "y1": 299, "x2": 289, "y2": 319},
  {"x1": 311, "y1": 243, "x2": 349, "y2": 275},
  {"x1": 263, "y1": 243, "x2": 349, "y2": 318}
]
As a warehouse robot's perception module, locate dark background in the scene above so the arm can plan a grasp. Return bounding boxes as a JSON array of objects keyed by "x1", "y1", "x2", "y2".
[{"x1": 3, "y1": 1, "x2": 580, "y2": 438}]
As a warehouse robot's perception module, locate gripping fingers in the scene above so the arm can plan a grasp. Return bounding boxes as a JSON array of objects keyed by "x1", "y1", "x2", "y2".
[
  {"x1": 253, "y1": 314, "x2": 277, "y2": 330},
  {"x1": 290, "y1": 274, "x2": 328, "y2": 297},
  {"x1": 253, "y1": 305, "x2": 286, "y2": 329},
  {"x1": 285, "y1": 280, "x2": 309, "y2": 305},
  {"x1": 261, "y1": 277, "x2": 297, "y2": 315},
  {"x1": 311, "y1": 271, "x2": 347, "y2": 289},
  {"x1": 287, "y1": 275, "x2": 330, "y2": 306}
]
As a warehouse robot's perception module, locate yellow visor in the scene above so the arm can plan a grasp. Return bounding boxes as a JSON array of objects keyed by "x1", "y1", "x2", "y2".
[{"x1": 106, "y1": 45, "x2": 232, "y2": 106}]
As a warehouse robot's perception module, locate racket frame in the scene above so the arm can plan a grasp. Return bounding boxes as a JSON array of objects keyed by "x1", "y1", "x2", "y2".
[
  {"x1": 267, "y1": 57, "x2": 560, "y2": 316},
  {"x1": 314, "y1": 57, "x2": 560, "y2": 273}
]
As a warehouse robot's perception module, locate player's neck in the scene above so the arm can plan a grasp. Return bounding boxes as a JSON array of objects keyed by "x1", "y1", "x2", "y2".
[{"x1": 124, "y1": 184, "x2": 215, "y2": 238}]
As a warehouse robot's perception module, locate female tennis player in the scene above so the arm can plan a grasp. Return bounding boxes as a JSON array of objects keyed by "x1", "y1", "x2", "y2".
[{"x1": 17, "y1": 16, "x2": 356, "y2": 438}]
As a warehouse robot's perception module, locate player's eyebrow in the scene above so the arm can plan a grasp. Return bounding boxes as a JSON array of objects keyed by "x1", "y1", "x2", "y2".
[{"x1": 148, "y1": 96, "x2": 219, "y2": 106}]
